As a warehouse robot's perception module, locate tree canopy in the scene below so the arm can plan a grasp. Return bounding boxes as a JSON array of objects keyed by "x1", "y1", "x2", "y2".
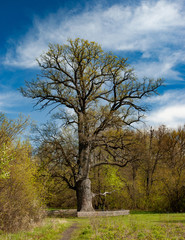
[{"x1": 21, "y1": 38, "x2": 163, "y2": 211}]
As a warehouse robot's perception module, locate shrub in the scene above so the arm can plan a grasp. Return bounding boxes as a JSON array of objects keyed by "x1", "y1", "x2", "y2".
[{"x1": 0, "y1": 114, "x2": 44, "y2": 232}]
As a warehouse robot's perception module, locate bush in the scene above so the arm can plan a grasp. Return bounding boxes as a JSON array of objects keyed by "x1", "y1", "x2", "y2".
[{"x1": 0, "y1": 114, "x2": 44, "y2": 232}]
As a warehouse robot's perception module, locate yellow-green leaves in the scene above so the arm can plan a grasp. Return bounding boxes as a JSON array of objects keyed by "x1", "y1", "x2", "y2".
[
  {"x1": 0, "y1": 114, "x2": 44, "y2": 233},
  {"x1": 0, "y1": 143, "x2": 13, "y2": 179}
]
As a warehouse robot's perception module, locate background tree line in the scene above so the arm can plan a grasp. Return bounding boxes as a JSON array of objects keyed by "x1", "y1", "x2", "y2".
[
  {"x1": 38, "y1": 124, "x2": 185, "y2": 213},
  {"x1": 0, "y1": 112, "x2": 184, "y2": 233}
]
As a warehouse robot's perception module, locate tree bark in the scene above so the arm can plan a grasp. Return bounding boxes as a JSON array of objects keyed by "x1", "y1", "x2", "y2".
[{"x1": 76, "y1": 178, "x2": 94, "y2": 211}]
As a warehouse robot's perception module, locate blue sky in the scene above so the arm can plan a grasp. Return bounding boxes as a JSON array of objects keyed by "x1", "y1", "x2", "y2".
[{"x1": 1, "y1": 0, "x2": 185, "y2": 128}]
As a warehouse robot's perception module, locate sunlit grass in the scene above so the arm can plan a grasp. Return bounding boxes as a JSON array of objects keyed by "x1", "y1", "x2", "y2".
[
  {"x1": 72, "y1": 213, "x2": 185, "y2": 240},
  {"x1": 1, "y1": 213, "x2": 185, "y2": 240},
  {"x1": 0, "y1": 218, "x2": 71, "y2": 240}
]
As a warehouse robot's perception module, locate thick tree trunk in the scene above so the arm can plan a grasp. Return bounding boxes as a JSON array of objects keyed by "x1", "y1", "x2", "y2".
[
  {"x1": 76, "y1": 178, "x2": 94, "y2": 212},
  {"x1": 76, "y1": 112, "x2": 94, "y2": 211}
]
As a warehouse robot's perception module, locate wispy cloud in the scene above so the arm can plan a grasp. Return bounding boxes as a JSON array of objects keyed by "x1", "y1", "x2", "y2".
[
  {"x1": 0, "y1": 91, "x2": 30, "y2": 113},
  {"x1": 146, "y1": 89, "x2": 185, "y2": 128},
  {"x1": 2, "y1": 0, "x2": 185, "y2": 128},
  {"x1": 134, "y1": 50, "x2": 185, "y2": 81},
  {"x1": 3, "y1": 0, "x2": 185, "y2": 82}
]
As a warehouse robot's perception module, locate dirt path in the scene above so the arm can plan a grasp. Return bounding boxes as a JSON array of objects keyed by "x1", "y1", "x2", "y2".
[{"x1": 60, "y1": 222, "x2": 79, "y2": 240}]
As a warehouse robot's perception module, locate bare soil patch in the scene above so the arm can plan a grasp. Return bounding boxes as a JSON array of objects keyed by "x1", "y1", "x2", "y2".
[{"x1": 60, "y1": 222, "x2": 79, "y2": 240}]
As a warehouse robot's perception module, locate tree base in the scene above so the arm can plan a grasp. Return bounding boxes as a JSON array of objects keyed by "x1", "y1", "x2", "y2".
[{"x1": 76, "y1": 178, "x2": 94, "y2": 212}]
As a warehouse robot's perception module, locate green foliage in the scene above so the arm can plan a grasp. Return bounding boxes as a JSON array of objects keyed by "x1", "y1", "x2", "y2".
[
  {"x1": 35, "y1": 123, "x2": 185, "y2": 212},
  {"x1": 0, "y1": 113, "x2": 29, "y2": 180},
  {"x1": 90, "y1": 126, "x2": 185, "y2": 212},
  {"x1": 92, "y1": 165, "x2": 125, "y2": 210},
  {"x1": 0, "y1": 114, "x2": 44, "y2": 233},
  {"x1": 105, "y1": 166, "x2": 123, "y2": 190},
  {"x1": 42, "y1": 174, "x2": 76, "y2": 208},
  {"x1": 0, "y1": 143, "x2": 12, "y2": 179}
]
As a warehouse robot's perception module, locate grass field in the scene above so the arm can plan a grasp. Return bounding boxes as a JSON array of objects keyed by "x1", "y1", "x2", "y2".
[
  {"x1": 0, "y1": 218, "x2": 72, "y2": 240},
  {"x1": 72, "y1": 213, "x2": 185, "y2": 240},
  {"x1": 0, "y1": 213, "x2": 184, "y2": 239}
]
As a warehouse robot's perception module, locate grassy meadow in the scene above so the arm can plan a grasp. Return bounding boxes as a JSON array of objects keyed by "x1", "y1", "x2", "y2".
[
  {"x1": 0, "y1": 212, "x2": 184, "y2": 240},
  {"x1": 0, "y1": 218, "x2": 72, "y2": 240},
  {"x1": 73, "y1": 213, "x2": 185, "y2": 240}
]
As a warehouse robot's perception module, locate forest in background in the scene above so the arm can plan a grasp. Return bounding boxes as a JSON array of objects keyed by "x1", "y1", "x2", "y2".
[
  {"x1": 0, "y1": 113, "x2": 185, "y2": 233},
  {"x1": 38, "y1": 123, "x2": 185, "y2": 213}
]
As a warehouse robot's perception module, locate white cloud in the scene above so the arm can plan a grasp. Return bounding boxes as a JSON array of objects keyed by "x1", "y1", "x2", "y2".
[
  {"x1": 134, "y1": 50, "x2": 185, "y2": 80},
  {"x1": 147, "y1": 105, "x2": 185, "y2": 128},
  {"x1": 3, "y1": 0, "x2": 185, "y2": 78},
  {"x1": 145, "y1": 89, "x2": 185, "y2": 128},
  {"x1": 0, "y1": 91, "x2": 29, "y2": 113}
]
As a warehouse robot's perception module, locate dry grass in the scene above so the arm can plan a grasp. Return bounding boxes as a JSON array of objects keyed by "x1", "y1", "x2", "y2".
[{"x1": 0, "y1": 218, "x2": 71, "y2": 240}]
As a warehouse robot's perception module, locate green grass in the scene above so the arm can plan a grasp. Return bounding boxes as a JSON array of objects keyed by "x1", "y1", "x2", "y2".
[
  {"x1": 1, "y1": 213, "x2": 185, "y2": 240},
  {"x1": 0, "y1": 218, "x2": 72, "y2": 240},
  {"x1": 72, "y1": 213, "x2": 185, "y2": 240}
]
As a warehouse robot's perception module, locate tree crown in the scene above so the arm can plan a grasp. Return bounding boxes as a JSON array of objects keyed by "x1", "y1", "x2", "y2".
[{"x1": 21, "y1": 38, "x2": 163, "y2": 132}]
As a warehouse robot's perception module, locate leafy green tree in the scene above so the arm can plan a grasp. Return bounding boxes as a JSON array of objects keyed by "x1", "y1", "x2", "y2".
[
  {"x1": 137, "y1": 127, "x2": 167, "y2": 210},
  {"x1": 0, "y1": 114, "x2": 44, "y2": 232},
  {"x1": 0, "y1": 113, "x2": 28, "y2": 181},
  {"x1": 159, "y1": 127, "x2": 185, "y2": 212},
  {"x1": 21, "y1": 38, "x2": 163, "y2": 211},
  {"x1": 119, "y1": 126, "x2": 185, "y2": 212},
  {"x1": 92, "y1": 165, "x2": 124, "y2": 210}
]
